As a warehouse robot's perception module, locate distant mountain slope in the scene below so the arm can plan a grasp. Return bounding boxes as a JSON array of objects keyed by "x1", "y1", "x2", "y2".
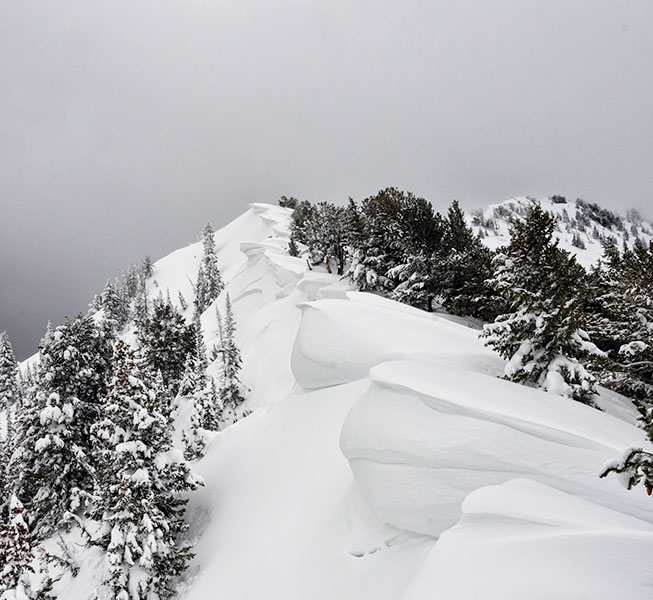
[{"x1": 469, "y1": 196, "x2": 653, "y2": 269}]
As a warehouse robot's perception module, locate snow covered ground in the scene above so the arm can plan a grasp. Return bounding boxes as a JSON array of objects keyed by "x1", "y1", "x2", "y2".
[
  {"x1": 23, "y1": 202, "x2": 653, "y2": 599},
  {"x1": 469, "y1": 195, "x2": 653, "y2": 269}
]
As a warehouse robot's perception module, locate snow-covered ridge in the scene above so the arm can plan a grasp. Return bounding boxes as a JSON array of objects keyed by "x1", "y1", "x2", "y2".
[
  {"x1": 470, "y1": 196, "x2": 653, "y2": 269},
  {"x1": 26, "y1": 201, "x2": 653, "y2": 599}
]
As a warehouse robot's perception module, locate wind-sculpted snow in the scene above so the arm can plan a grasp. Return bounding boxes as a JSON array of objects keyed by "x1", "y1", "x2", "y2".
[
  {"x1": 340, "y1": 361, "x2": 653, "y2": 537},
  {"x1": 31, "y1": 202, "x2": 653, "y2": 600},
  {"x1": 402, "y1": 479, "x2": 653, "y2": 600},
  {"x1": 291, "y1": 294, "x2": 503, "y2": 389}
]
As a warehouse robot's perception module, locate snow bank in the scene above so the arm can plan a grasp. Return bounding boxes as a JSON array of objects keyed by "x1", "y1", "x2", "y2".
[
  {"x1": 291, "y1": 294, "x2": 503, "y2": 389},
  {"x1": 402, "y1": 479, "x2": 653, "y2": 600},
  {"x1": 183, "y1": 382, "x2": 429, "y2": 600},
  {"x1": 340, "y1": 360, "x2": 653, "y2": 537}
]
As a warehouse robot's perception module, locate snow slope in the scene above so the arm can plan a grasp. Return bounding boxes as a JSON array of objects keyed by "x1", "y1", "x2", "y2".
[
  {"x1": 38, "y1": 202, "x2": 653, "y2": 599},
  {"x1": 469, "y1": 195, "x2": 653, "y2": 269}
]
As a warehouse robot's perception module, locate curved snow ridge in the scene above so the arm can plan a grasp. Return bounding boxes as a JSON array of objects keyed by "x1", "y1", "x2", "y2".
[
  {"x1": 248, "y1": 202, "x2": 292, "y2": 219},
  {"x1": 291, "y1": 296, "x2": 503, "y2": 389},
  {"x1": 340, "y1": 361, "x2": 653, "y2": 538},
  {"x1": 367, "y1": 361, "x2": 647, "y2": 451},
  {"x1": 401, "y1": 479, "x2": 653, "y2": 600},
  {"x1": 296, "y1": 272, "x2": 351, "y2": 301}
]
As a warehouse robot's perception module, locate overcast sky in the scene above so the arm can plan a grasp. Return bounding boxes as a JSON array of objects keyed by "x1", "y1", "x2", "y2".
[{"x1": 1, "y1": 1, "x2": 652, "y2": 359}]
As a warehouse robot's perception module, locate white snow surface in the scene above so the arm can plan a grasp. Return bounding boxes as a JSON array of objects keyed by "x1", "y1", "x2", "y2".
[
  {"x1": 44, "y1": 202, "x2": 653, "y2": 599},
  {"x1": 469, "y1": 195, "x2": 653, "y2": 270}
]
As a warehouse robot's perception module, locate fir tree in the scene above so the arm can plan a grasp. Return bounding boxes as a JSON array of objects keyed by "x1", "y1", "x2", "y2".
[
  {"x1": 351, "y1": 188, "x2": 444, "y2": 294},
  {"x1": 481, "y1": 203, "x2": 597, "y2": 404},
  {"x1": 137, "y1": 298, "x2": 195, "y2": 395},
  {"x1": 0, "y1": 331, "x2": 19, "y2": 411},
  {"x1": 586, "y1": 240, "x2": 653, "y2": 414},
  {"x1": 215, "y1": 294, "x2": 245, "y2": 422},
  {"x1": 0, "y1": 495, "x2": 36, "y2": 598},
  {"x1": 134, "y1": 274, "x2": 149, "y2": 326},
  {"x1": 183, "y1": 377, "x2": 222, "y2": 461},
  {"x1": 439, "y1": 201, "x2": 499, "y2": 320},
  {"x1": 195, "y1": 223, "x2": 224, "y2": 314},
  {"x1": 141, "y1": 256, "x2": 154, "y2": 280},
  {"x1": 8, "y1": 315, "x2": 113, "y2": 538},
  {"x1": 91, "y1": 341, "x2": 202, "y2": 600},
  {"x1": 100, "y1": 279, "x2": 130, "y2": 331}
]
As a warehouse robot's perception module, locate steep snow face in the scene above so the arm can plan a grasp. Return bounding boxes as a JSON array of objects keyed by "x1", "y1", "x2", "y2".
[{"x1": 469, "y1": 196, "x2": 653, "y2": 269}]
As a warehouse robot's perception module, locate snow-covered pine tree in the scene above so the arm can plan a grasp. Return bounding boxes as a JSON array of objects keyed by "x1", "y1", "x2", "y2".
[
  {"x1": 350, "y1": 188, "x2": 412, "y2": 293},
  {"x1": 134, "y1": 274, "x2": 149, "y2": 326},
  {"x1": 481, "y1": 203, "x2": 597, "y2": 404},
  {"x1": 352, "y1": 188, "x2": 444, "y2": 298},
  {"x1": 586, "y1": 240, "x2": 653, "y2": 414},
  {"x1": 141, "y1": 256, "x2": 154, "y2": 280},
  {"x1": 8, "y1": 314, "x2": 113, "y2": 539},
  {"x1": 0, "y1": 495, "x2": 36, "y2": 598},
  {"x1": 0, "y1": 331, "x2": 19, "y2": 411},
  {"x1": 215, "y1": 294, "x2": 245, "y2": 422},
  {"x1": 100, "y1": 279, "x2": 129, "y2": 331},
  {"x1": 438, "y1": 200, "x2": 498, "y2": 320},
  {"x1": 183, "y1": 377, "x2": 222, "y2": 461},
  {"x1": 137, "y1": 298, "x2": 195, "y2": 395},
  {"x1": 195, "y1": 223, "x2": 224, "y2": 314},
  {"x1": 177, "y1": 355, "x2": 198, "y2": 399},
  {"x1": 91, "y1": 341, "x2": 202, "y2": 600}
]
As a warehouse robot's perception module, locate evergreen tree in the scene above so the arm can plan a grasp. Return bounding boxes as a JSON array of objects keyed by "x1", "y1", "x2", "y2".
[
  {"x1": 215, "y1": 295, "x2": 245, "y2": 422},
  {"x1": 137, "y1": 298, "x2": 195, "y2": 395},
  {"x1": 8, "y1": 315, "x2": 113, "y2": 538},
  {"x1": 287, "y1": 237, "x2": 300, "y2": 258},
  {"x1": 0, "y1": 331, "x2": 19, "y2": 410},
  {"x1": 134, "y1": 274, "x2": 149, "y2": 326},
  {"x1": 91, "y1": 341, "x2": 201, "y2": 600},
  {"x1": 0, "y1": 495, "x2": 36, "y2": 598},
  {"x1": 439, "y1": 201, "x2": 499, "y2": 320},
  {"x1": 195, "y1": 223, "x2": 224, "y2": 314},
  {"x1": 351, "y1": 188, "x2": 444, "y2": 295},
  {"x1": 141, "y1": 256, "x2": 154, "y2": 280},
  {"x1": 586, "y1": 240, "x2": 653, "y2": 414},
  {"x1": 481, "y1": 203, "x2": 597, "y2": 404},
  {"x1": 298, "y1": 202, "x2": 350, "y2": 275},
  {"x1": 182, "y1": 378, "x2": 222, "y2": 461},
  {"x1": 100, "y1": 279, "x2": 130, "y2": 331}
]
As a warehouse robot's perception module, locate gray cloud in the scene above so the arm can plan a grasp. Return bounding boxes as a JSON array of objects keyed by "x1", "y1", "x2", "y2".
[{"x1": 1, "y1": 0, "x2": 652, "y2": 358}]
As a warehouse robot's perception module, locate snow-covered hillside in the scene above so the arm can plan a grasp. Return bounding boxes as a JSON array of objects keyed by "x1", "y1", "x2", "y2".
[
  {"x1": 29, "y1": 202, "x2": 653, "y2": 599},
  {"x1": 469, "y1": 196, "x2": 653, "y2": 269}
]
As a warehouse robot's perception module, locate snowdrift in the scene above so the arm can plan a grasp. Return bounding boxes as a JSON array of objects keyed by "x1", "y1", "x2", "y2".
[
  {"x1": 340, "y1": 361, "x2": 653, "y2": 538},
  {"x1": 402, "y1": 479, "x2": 653, "y2": 600},
  {"x1": 291, "y1": 293, "x2": 503, "y2": 389}
]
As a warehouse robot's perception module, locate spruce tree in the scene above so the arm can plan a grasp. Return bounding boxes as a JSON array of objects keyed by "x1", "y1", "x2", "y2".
[
  {"x1": 195, "y1": 223, "x2": 224, "y2": 313},
  {"x1": 9, "y1": 314, "x2": 113, "y2": 538},
  {"x1": 141, "y1": 256, "x2": 154, "y2": 280},
  {"x1": 351, "y1": 188, "x2": 444, "y2": 296},
  {"x1": 481, "y1": 203, "x2": 597, "y2": 404},
  {"x1": 137, "y1": 298, "x2": 195, "y2": 395},
  {"x1": 0, "y1": 331, "x2": 19, "y2": 410},
  {"x1": 183, "y1": 377, "x2": 222, "y2": 461},
  {"x1": 216, "y1": 294, "x2": 245, "y2": 422},
  {"x1": 91, "y1": 341, "x2": 201, "y2": 600},
  {"x1": 439, "y1": 200, "x2": 499, "y2": 320},
  {"x1": 100, "y1": 279, "x2": 129, "y2": 331},
  {"x1": 0, "y1": 495, "x2": 36, "y2": 598}
]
